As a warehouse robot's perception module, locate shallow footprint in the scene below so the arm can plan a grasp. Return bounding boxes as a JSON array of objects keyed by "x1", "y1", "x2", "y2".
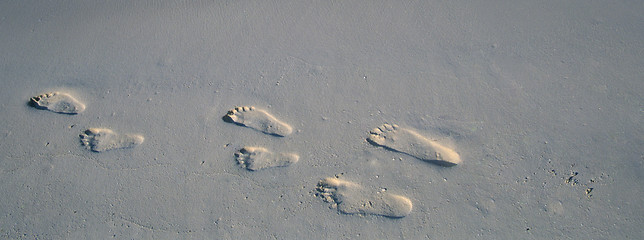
[
  {"x1": 235, "y1": 146, "x2": 299, "y2": 171},
  {"x1": 223, "y1": 106, "x2": 293, "y2": 137},
  {"x1": 80, "y1": 128, "x2": 144, "y2": 152},
  {"x1": 316, "y1": 177, "x2": 413, "y2": 218},
  {"x1": 367, "y1": 124, "x2": 461, "y2": 166},
  {"x1": 29, "y1": 92, "x2": 85, "y2": 114}
]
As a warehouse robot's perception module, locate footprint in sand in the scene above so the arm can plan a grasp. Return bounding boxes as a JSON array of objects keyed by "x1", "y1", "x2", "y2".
[
  {"x1": 29, "y1": 92, "x2": 85, "y2": 114},
  {"x1": 367, "y1": 124, "x2": 462, "y2": 166},
  {"x1": 223, "y1": 106, "x2": 293, "y2": 137},
  {"x1": 235, "y1": 146, "x2": 299, "y2": 171},
  {"x1": 80, "y1": 128, "x2": 144, "y2": 152},
  {"x1": 316, "y1": 177, "x2": 413, "y2": 218}
]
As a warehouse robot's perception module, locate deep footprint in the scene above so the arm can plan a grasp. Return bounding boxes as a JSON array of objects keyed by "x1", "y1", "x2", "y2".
[
  {"x1": 235, "y1": 146, "x2": 299, "y2": 171},
  {"x1": 223, "y1": 106, "x2": 293, "y2": 137},
  {"x1": 367, "y1": 124, "x2": 461, "y2": 166},
  {"x1": 80, "y1": 128, "x2": 144, "y2": 152},
  {"x1": 29, "y1": 92, "x2": 85, "y2": 114},
  {"x1": 316, "y1": 177, "x2": 413, "y2": 218}
]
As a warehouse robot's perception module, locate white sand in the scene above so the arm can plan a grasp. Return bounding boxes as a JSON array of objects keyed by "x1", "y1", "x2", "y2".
[{"x1": 1, "y1": 0, "x2": 643, "y2": 239}]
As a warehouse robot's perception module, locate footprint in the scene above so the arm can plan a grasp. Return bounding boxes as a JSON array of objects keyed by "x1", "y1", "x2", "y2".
[
  {"x1": 223, "y1": 106, "x2": 293, "y2": 137},
  {"x1": 80, "y1": 128, "x2": 144, "y2": 152},
  {"x1": 29, "y1": 92, "x2": 85, "y2": 114},
  {"x1": 234, "y1": 146, "x2": 299, "y2": 171},
  {"x1": 316, "y1": 177, "x2": 413, "y2": 218},
  {"x1": 367, "y1": 124, "x2": 462, "y2": 166}
]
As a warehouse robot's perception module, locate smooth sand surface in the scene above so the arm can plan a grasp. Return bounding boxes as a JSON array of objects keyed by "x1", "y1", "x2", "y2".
[{"x1": 1, "y1": 1, "x2": 643, "y2": 239}]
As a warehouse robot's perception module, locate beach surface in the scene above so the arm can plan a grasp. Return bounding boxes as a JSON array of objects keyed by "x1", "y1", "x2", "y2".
[{"x1": 1, "y1": 1, "x2": 643, "y2": 239}]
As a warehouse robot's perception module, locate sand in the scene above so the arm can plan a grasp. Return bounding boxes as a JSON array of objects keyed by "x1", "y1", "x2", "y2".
[{"x1": 1, "y1": 0, "x2": 643, "y2": 239}]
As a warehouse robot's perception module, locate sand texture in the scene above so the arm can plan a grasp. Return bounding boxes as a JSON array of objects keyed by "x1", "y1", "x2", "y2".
[{"x1": 0, "y1": 1, "x2": 642, "y2": 239}]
